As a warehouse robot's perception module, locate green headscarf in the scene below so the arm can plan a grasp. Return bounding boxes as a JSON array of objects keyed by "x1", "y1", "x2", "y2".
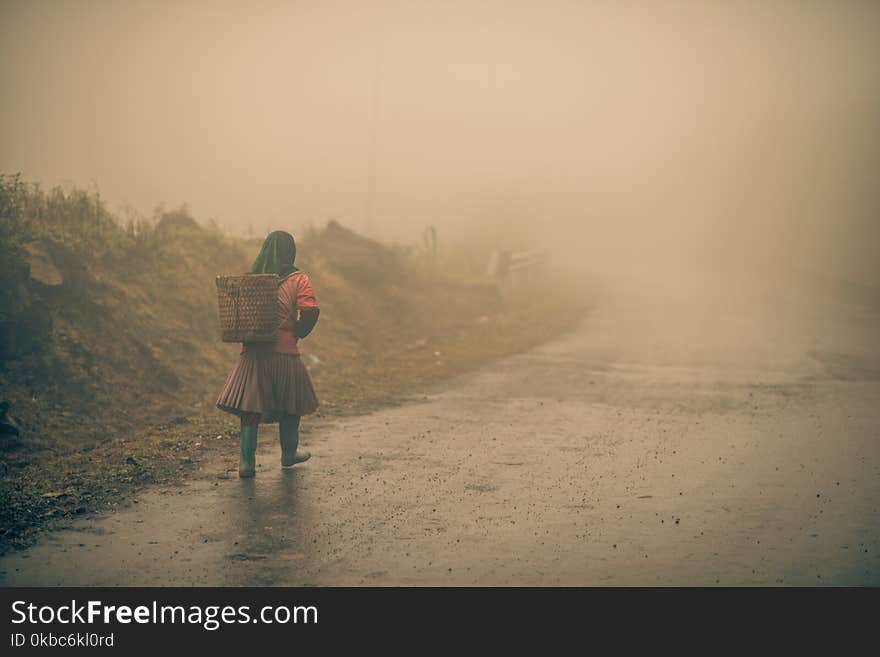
[{"x1": 249, "y1": 230, "x2": 298, "y2": 277}]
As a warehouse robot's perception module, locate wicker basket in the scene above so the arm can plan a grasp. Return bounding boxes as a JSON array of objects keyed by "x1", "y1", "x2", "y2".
[{"x1": 215, "y1": 274, "x2": 280, "y2": 342}]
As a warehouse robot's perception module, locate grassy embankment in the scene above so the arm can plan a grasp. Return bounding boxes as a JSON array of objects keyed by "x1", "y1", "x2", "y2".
[{"x1": 0, "y1": 174, "x2": 592, "y2": 552}]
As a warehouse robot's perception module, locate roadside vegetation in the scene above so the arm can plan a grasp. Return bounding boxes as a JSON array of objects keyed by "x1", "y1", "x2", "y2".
[{"x1": 0, "y1": 173, "x2": 591, "y2": 552}]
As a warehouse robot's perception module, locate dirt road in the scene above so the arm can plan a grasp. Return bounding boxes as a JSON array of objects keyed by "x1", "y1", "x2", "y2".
[{"x1": 2, "y1": 270, "x2": 878, "y2": 585}]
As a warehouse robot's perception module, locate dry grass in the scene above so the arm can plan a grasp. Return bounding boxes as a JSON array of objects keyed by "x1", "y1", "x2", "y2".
[{"x1": 0, "y1": 178, "x2": 591, "y2": 552}]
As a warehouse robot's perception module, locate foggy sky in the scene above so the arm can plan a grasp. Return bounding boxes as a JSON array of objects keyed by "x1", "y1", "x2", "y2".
[{"x1": 2, "y1": 0, "x2": 878, "y2": 284}]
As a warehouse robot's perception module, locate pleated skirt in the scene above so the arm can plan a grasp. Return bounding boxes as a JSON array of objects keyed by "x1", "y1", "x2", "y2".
[{"x1": 216, "y1": 349, "x2": 318, "y2": 422}]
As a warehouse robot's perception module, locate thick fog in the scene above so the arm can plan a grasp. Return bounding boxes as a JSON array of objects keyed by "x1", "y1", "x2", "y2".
[{"x1": 2, "y1": 0, "x2": 878, "y2": 286}]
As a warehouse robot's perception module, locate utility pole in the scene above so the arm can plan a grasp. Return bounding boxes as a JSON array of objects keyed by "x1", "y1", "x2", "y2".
[{"x1": 365, "y1": 54, "x2": 381, "y2": 239}]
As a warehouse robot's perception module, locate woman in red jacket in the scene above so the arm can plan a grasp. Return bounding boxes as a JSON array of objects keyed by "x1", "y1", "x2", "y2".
[{"x1": 217, "y1": 231, "x2": 320, "y2": 477}]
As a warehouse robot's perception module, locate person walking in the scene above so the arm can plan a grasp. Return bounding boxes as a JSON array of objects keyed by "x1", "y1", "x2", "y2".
[{"x1": 216, "y1": 230, "x2": 320, "y2": 477}]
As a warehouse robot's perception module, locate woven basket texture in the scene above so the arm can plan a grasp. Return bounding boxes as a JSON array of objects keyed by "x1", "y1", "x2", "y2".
[{"x1": 216, "y1": 274, "x2": 279, "y2": 342}]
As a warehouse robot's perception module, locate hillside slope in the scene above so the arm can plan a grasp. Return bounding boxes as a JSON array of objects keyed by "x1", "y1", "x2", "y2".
[{"x1": 0, "y1": 175, "x2": 590, "y2": 551}]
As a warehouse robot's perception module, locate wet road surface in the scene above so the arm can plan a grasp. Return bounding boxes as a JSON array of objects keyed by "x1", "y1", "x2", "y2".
[{"x1": 2, "y1": 272, "x2": 878, "y2": 585}]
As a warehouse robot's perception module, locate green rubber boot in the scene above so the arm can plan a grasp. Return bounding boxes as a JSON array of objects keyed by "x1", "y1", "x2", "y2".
[
  {"x1": 239, "y1": 425, "x2": 258, "y2": 478},
  {"x1": 280, "y1": 416, "x2": 310, "y2": 467}
]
